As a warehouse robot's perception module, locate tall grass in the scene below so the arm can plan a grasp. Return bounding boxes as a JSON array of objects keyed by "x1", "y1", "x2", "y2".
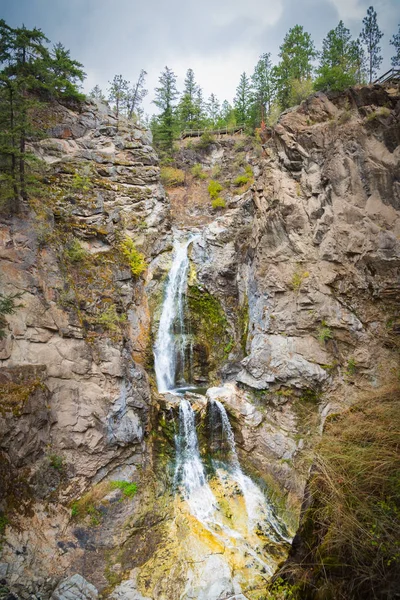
[{"x1": 279, "y1": 388, "x2": 400, "y2": 599}]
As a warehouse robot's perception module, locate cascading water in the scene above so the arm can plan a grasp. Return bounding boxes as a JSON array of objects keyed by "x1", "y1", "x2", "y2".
[
  {"x1": 211, "y1": 399, "x2": 290, "y2": 543},
  {"x1": 174, "y1": 399, "x2": 217, "y2": 522},
  {"x1": 150, "y1": 230, "x2": 291, "y2": 597},
  {"x1": 154, "y1": 233, "x2": 196, "y2": 393}
]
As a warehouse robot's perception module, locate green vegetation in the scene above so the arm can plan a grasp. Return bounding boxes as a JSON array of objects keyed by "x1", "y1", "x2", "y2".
[
  {"x1": 211, "y1": 197, "x2": 226, "y2": 210},
  {"x1": 318, "y1": 320, "x2": 333, "y2": 344},
  {"x1": 160, "y1": 166, "x2": 185, "y2": 187},
  {"x1": 48, "y1": 454, "x2": 64, "y2": 471},
  {"x1": 208, "y1": 180, "x2": 223, "y2": 199},
  {"x1": 97, "y1": 304, "x2": 127, "y2": 333},
  {"x1": 195, "y1": 131, "x2": 216, "y2": 150},
  {"x1": 191, "y1": 163, "x2": 207, "y2": 179},
  {"x1": 110, "y1": 480, "x2": 138, "y2": 498},
  {"x1": 366, "y1": 106, "x2": 391, "y2": 121},
  {"x1": 0, "y1": 19, "x2": 85, "y2": 212},
  {"x1": 233, "y1": 174, "x2": 250, "y2": 187},
  {"x1": 187, "y1": 285, "x2": 230, "y2": 378},
  {"x1": 119, "y1": 236, "x2": 146, "y2": 276},
  {"x1": 0, "y1": 513, "x2": 8, "y2": 535},
  {"x1": 0, "y1": 291, "x2": 22, "y2": 339},
  {"x1": 279, "y1": 389, "x2": 400, "y2": 599},
  {"x1": 291, "y1": 269, "x2": 309, "y2": 291},
  {"x1": 65, "y1": 238, "x2": 87, "y2": 263},
  {"x1": 346, "y1": 357, "x2": 357, "y2": 376}
]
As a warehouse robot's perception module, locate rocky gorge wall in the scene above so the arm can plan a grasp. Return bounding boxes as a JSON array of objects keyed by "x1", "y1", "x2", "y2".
[
  {"x1": 0, "y1": 83, "x2": 399, "y2": 599},
  {"x1": 170, "y1": 83, "x2": 400, "y2": 510},
  {"x1": 0, "y1": 99, "x2": 171, "y2": 596}
]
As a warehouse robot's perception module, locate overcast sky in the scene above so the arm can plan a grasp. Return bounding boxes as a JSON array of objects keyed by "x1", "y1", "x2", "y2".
[{"x1": 0, "y1": 0, "x2": 398, "y2": 115}]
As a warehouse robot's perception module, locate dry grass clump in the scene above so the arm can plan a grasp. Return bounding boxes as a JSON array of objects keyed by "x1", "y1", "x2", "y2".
[
  {"x1": 160, "y1": 166, "x2": 185, "y2": 187},
  {"x1": 283, "y1": 387, "x2": 400, "y2": 599}
]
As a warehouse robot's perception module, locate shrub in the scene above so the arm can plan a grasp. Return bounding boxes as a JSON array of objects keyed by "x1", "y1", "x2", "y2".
[
  {"x1": 110, "y1": 480, "x2": 138, "y2": 498},
  {"x1": 191, "y1": 163, "x2": 207, "y2": 179},
  {"x1": 195, "y1": 131, "x2": 215, "y2": 150},
  {"x1": 318, "y1": 320, "x2": 333, "y2": 343},
  {"x1": 233, "y1": 166, "x2": 253, "y2": 187},
  {"x1": 208, "y1": 180, "x2": 223, "y2": 199},
  {"x1": 291, "y1": 269, "x2": 309, "y2": 291},
  {"x1": 346, "y1": 357, "x2": 357, "y2": 376},
  {"x1": 120, "y1": 236, "x2": 146, "y2": 277},
  {"x1": 366, "y1": 106, "x2": 391, "y2": 122},
  {"x1": 65, "y1": 238, "x2": 87, "y2": 263},
  {"x1": 49, "y1": 454, "x2": 64, "y2": 471},
  {"x1": 211, "y1": 197, "x2": 226, "y2": 210},
  {"x1": 0, "y1": 291, "x2": 23, "y2": 339},
  {"x1": 160, "y1": 166, "x2": 185, "y2": 187},
  {"x1": 211, "y1": 164, "x2": 221, "y2": 178},
  {"x1": 98, "y1": 304, "x2": 127, "y2": 333}
]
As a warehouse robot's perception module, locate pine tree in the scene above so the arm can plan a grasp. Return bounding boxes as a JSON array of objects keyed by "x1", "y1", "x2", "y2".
[
  {"x1": 0, "y1": 19, "x2": 86, "y2": 212},
  {"x1": 390, "y1": 24, "x2": 400, "y2": 67},
  {"x1": 152, "y1": 66, "x2": 179, "y2": 153},
  {"x1": 275, "y1": 25, "x2": 316, "y2": 109},
  {"x1": 315, "y1": 21, "x2": 361, "y2": 91},
  {"x1": 360, "y1": 6, "x2": 383, "y2": 83},
  {"x1": 89, "y1": 85, "x2": 106, "y2": 103},
  {"x1": 48, "y1": 43, "x2": 85, "y2": 100},
  {"x1": 206, "y1": 94, "x2": 220, "y2": 127},
  {"x1": 108, "y1": 74, "x2": 129, "y2": 118},
  {"x1": 251, "y1": 52, "x2": 275, "y2": 126},
  {"x1": 126, "y1": 69, "x2": 147, "y2": 120},
  {"x1": 178, "y1": 69, "x2": 203, "y2": 130},
  {"x1": 234, "y1": 72, "x2": 252, "y2": 124},
  {"x1": 220, "y1": 100, "x2": 235, "y2": 127}
]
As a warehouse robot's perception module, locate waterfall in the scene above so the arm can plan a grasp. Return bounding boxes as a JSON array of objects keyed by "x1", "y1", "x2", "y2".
[
  {"x1": 212, "y1": 399, "x2": 290, "y2": 542},
  {"x1": 154, "y1": 234, "x2": 196, "y2": 393},
  {"x1": 174, "y1": 399, "x2": 217, "y2": 522}
]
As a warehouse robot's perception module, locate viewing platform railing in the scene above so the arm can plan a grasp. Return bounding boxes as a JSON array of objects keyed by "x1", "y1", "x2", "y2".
[
  {"x1": 181, "y1": 124, "x2": 246, "y2": 139},
  {"x1": 374, "y1": 68, "x2": 400, "y2": 85}
]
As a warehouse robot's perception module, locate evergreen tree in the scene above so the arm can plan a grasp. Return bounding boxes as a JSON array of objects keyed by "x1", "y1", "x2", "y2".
[
  {"x1": 360, "y1": 6, "x2": 383, "y2": 83},
  {"x1": 275, "y1": 25, "x2": 316, "y2": 109},
  {"x1": 126, "y1": 69, "x2": 147, "y2": 120},
  {"x1": 152, "y1": 66, "x2": 179, "y2": 153},
  {"x1": 89, "y1": 84, "x2": 106, "y2": 103},
  {"x1": 0, "y1": 19, "x2": 86, "y2": 212},
  {"x1": 315, "y1": 21, "x2": 360, "y2": 91},
  {"x1": 220, "y1": 100, "x2": 236, "y2": 127},
  {"x1": 178, "y1": 68, "x2": 203, "y2": 130},
  {"x1": 234, "y1": 72, "x2": 252, "y2": 124},
  {"x1": 390, "y1": 24, "x2": 400, "y2": 67},
  {"x1": 108, "y1": 74, "x2": 129, "y2": 118},
  {"x1": 251, "y1": 52, "x2": 275, "y2": 126},
  {"x1": 48, "y1": 43, "x2": 85, "y2": 100},
  {"x1": 206, "y1": 93, "x2": 220, "y2": 127}
]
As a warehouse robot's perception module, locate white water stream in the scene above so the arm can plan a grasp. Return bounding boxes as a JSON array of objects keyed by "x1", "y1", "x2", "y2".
[
  {"x1": 153, "y1": 231, "x2": 291, "y2": 594},
  {"x1": 153, "y1": 234, "x2": 196, "y2": 393}
]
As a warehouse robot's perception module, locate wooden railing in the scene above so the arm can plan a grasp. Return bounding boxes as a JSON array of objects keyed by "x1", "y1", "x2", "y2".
[
  {"x1": 181, "y1": 124, "x2": 246, "y2": 139},
  {"x1": 374, "y1": 68, "x2": 400, "y2": 85}
]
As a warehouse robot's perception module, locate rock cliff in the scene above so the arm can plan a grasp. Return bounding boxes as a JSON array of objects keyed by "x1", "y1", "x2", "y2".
[
  {"x1": 0, "y1": 99, "x2": 170, "y2": 595},
  {"x1": 0, "y1": 84, "x2": 399, "y2": 599}
]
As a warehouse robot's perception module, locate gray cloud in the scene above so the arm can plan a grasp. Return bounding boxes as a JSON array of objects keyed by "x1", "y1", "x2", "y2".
[{"x1": 0, "y1": 0, "x2": 398, "y2": 113}]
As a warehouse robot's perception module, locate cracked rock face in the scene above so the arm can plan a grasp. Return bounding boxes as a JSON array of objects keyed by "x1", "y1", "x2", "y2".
[
  {"x1": 0, "y1": 99, "x2": 170, "y2": 594},
  {"x1": 189, "y1": 85, "x2": 400, "y2": 503}
]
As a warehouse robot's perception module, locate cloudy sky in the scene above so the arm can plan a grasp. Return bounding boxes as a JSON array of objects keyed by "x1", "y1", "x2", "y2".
[{"x1": 0, "y1": 0, "x2": 398, "y2": 114}]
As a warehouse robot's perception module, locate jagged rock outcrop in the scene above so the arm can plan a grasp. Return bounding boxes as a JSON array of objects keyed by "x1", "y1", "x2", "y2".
[{"x1": 187, "y1": 84, "x2": 400, "y2": 503}]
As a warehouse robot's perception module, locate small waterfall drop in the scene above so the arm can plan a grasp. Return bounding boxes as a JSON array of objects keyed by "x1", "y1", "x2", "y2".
[
  {"x1": 154, "y1": 234, "x2": 196, "y2": 393},
  {"x1": 212, "y1": 399, "x2": 290, "y2": 542},
  {"x1": 174, "y1": 399, "x2": 217, "y2": 522}
]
